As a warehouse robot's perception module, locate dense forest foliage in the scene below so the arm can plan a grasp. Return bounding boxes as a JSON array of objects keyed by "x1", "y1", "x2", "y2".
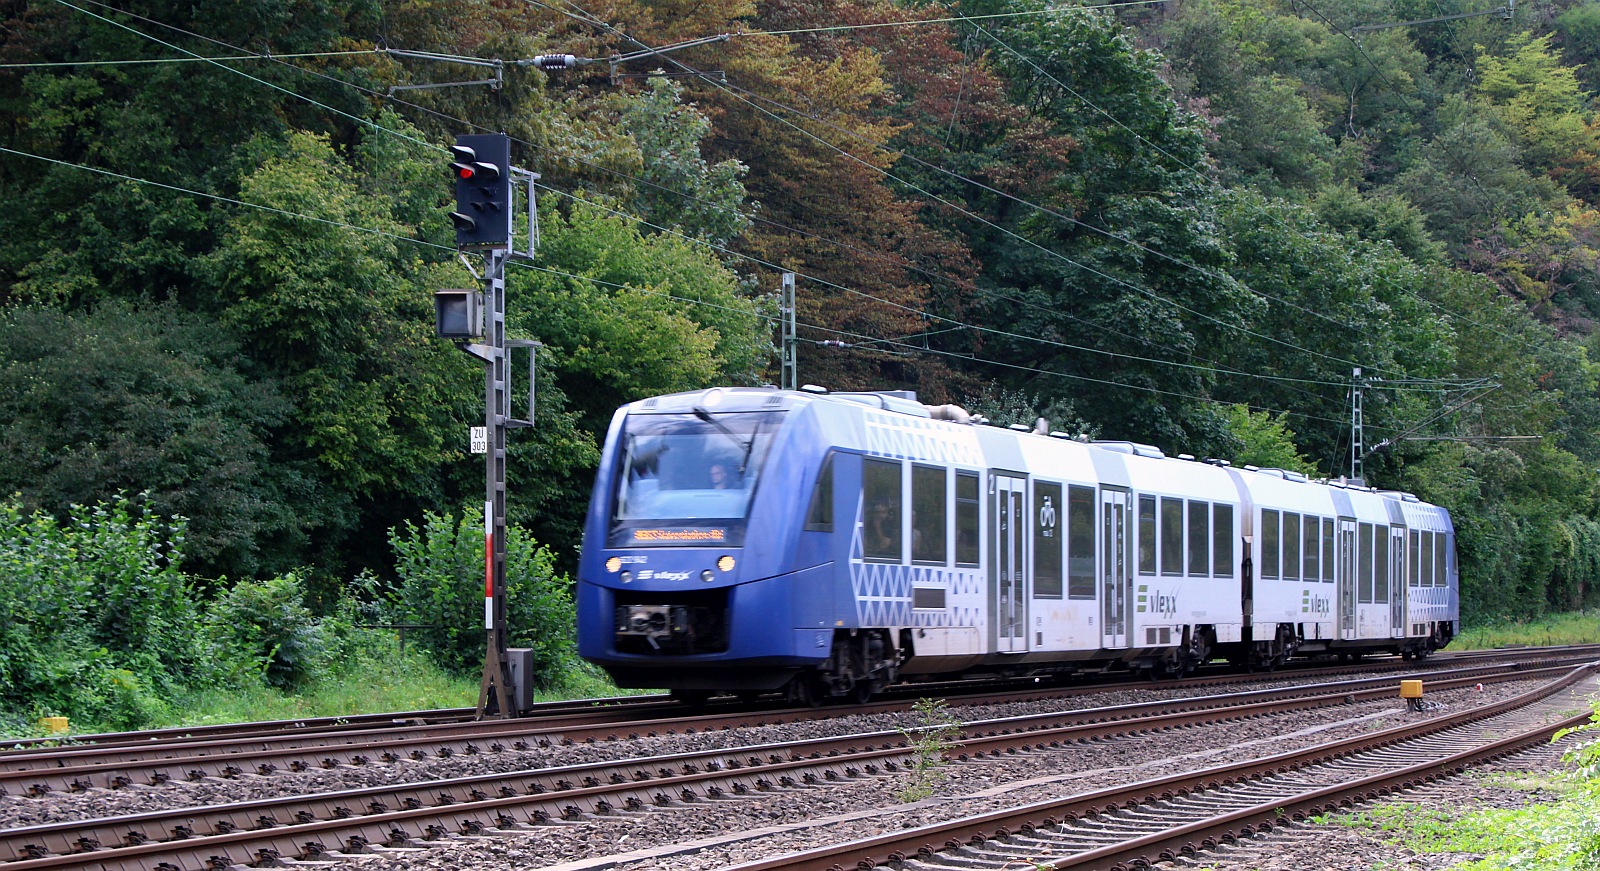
[{"x1": 4, "y1": 0, "x2": 1600, "y2": 714}]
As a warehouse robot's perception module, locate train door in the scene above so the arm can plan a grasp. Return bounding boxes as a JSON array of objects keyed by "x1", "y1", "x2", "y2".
[
  {"x1": 1337, "y1": 518, "x2": 1357, "y2": 640},
  {"x1": 1389, "y1": 526, "x2": 1407, "y2": 638},
  {"x1": 990, "y1": 473, "x2": 1028, "y2": 653},
  {"x1": 1100, "y1": 489, "x2": 1131, "y2": 649}
]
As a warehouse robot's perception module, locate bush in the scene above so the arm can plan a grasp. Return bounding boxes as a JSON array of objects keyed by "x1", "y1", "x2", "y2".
[
  {"x1": 15, "y1": 649, "x2": 173, "y2": 733},
  {"x1": 0, "y1": 494, "x2": 196, "y2": 729},
  {"x1": 202, "y1": 573, "x2": 327, "y2": 689},
  {"x1": 386, "y1": 507, "x2": 577, "y2": 687}
]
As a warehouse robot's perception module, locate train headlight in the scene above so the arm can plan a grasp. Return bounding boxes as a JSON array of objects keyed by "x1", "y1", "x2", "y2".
[
  {"x1": 717, "y1": 555, "x2": 735, "y2": 572},
  {"x1": 605, "y1": 556, "x2": 622, "y2": 573},
  {"x1": 700, "y1": 569, "x2": 715, "y2": 583},
  {"x1": 620, "y1": 570, "x2": 633, "y2": 583}
]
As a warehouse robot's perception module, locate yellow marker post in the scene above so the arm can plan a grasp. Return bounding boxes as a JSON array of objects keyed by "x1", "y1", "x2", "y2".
[
  {"x1": 1400, "y1": 680, "x2": 1424, "y2": 712},
  {"x1": 36, "y1": 717, "x2": 68, "y2": 736}
]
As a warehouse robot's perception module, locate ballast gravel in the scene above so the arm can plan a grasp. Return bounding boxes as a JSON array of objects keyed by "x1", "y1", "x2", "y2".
[{"x1": 0, "y1": 676, "x2": 1576, "y2": 871}]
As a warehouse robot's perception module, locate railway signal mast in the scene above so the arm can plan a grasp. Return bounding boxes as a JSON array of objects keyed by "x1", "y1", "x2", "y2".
[
  {"x1": 425, "y1": 36, "x2": 727, "y2": 719},
  {"x1": 435, "y1": 132, "x2": 540, "y2": 719}
]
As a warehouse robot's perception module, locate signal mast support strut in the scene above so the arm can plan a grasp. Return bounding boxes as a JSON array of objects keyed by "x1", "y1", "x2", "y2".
[
  {"x1": 781, "y1": 272, "x2": 796, "y2": 391},
  {"x1": 478, "y1": 247, "x2": 517, "y2": 719}
]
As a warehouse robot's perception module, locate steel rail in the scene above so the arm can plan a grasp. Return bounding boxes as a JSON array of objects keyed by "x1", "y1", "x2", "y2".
[{"x1": 2, "y1": 656, "x2": 1564, "y2": 797}]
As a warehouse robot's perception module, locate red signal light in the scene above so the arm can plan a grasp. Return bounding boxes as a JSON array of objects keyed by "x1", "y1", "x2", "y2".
[{"x1": 449, "y1": 145, "x2": 478, "y2": 183}]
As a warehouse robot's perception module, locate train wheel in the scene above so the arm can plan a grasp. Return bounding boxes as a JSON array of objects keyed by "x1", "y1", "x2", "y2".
[
  {"x1": 787, "y1": 674, "x2": 824, "y2": 708},
  {"x1": 851, "y1": 679, "x2": 881, "y2": 705}
]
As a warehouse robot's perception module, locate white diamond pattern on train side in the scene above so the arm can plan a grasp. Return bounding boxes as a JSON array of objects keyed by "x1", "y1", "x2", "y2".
[
  {"x1": 850, "y1": 414, "x2": 985, "y2": 629},
  {"x1": 848, "y1": 562, "x2": 985, "y2": 628},
  {"x1": 863, "y1": 413, "x2": 983, "y2": 465},
  {"x1": 849, "y1": 517, "x2": 982, "y2": 628}
]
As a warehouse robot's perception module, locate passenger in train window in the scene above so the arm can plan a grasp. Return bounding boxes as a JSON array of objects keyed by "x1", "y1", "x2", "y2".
[{"x1": 866, "y1": 500, "x2": 897, "y2": 557}]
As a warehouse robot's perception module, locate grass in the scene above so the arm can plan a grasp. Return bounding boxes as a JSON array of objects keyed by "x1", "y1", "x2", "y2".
[
  {"x1": 165, "y1": 643, "x2": 643, "y2": 729},
  {"x1": 1452, "y1": 609, "x2": 1600, "y2": 650},
  {"x1": 0, "y1": 633, "x2": 646, "y2": 739},
  {"x1": 169, "y1": 645, "x2": 480, "y2": 728},
  {"x1": 1324, "y1": 776, "x2": 1600, "y2": 870}
]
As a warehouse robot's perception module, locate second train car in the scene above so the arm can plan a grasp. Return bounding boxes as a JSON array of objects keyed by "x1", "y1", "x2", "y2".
[{"x1": 575, "y1": 387, "x2": 1459, "y2": 704}]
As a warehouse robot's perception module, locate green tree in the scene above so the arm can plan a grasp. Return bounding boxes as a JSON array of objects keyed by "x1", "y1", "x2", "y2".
[
  {"x1": 1219, "y1": 404, "x2": 1318, "y2": 475},
  {"x1": 0, "y1": 495, "x2": 195, "y2": 729},
  {"x1": 1161, "y1": 1, "x2": 1337, "y2": 195},
  {"x1": 616, "y1": 77, "x2": 750, "y2": 246},
  {"x1": 1474, "y1": 33, "x2": 1600, "y2": 194},
  {"x1": 951, "y1": 0, "x2": 1257, "y2": 447},
  {"x1": 193, "y1": 128, "x2": 468, "y2": 582},
  {"x1": 517, "y1": 197, "x2": 768, "y2": 434},
  {"x1": 203, "y1": 574, "x2": 326, "y2": 689},
  {"x1": 0, "y1": 302, "x2": 291, "y2": 577}
]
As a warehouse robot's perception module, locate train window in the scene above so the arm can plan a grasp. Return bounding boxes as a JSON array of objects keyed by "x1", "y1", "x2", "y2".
[
  {"x1": 1187, "y1": 500, "x2": 1209, "y2": 576},
  {"x1": 1434, "y1": 531, "x2": 1446, "y2": 588},
  {"x1": 1212, "y1": 504, "x2": 1233, "y2": 576},
  {"x1": 955, "y1": 472, "x2": 980, "y2": 567},
  {"x1": 1302, "y1": 515, "x2": 1319, "y2": 582},
  {"x1": 1138, "y1": 495, "x2": 1157, "y2": 575},
  {"x1": 912, "y1": 465, "x2": 947, "y2": 564},
  {"x1": 1068, "y1": 485, "x2": 1096, "y2": 599},
  {"x1": 1374, "y1": 525, "x2": 1390, "y2": 601},
  {"x1": 1358, "y1": 523, "x2": 1374, "y2": 603},
  {"x1": 1408, "y1": 530, "x2": 1421, "y2": 587},
  {"x1": 1033, "y1": 482, "x2": 1063, "y2": 598},
  {"x1": 1321, "y1": 518, "x2": 1334, "y2": 582},
  {"x1": 1283, "y1": 513, "x2": 1301, "y2": 581},
  {"x1": 611, "y1": 409, "x2": 780, "y2": 529},
  {"x1": 1160, "y1": 497, "x2": 1184, "y2": 576},
  {"x1": 804, "y1": 453, "x2": 834, "y2": 532},
  {"x1": 862, "y1": 459, "x2": 902, "y2": 562},
  {"x1": 1261, "y1": 510, "x2": 1280, "y2": 580},
  {"x1": 1421, "y1": 531, "x2": 1434, "y2": 587}
]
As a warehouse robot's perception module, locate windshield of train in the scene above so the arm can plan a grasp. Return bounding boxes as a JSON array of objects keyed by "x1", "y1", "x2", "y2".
[{"x1": 609, "y1": 409, "x2": 783, "y2": 546}]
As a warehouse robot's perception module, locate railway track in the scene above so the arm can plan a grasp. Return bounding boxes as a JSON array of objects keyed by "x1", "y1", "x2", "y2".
[
  {"x1": 725, "y1": 664, "x2": 1598, "y2": 871},
  {"x1": 1, "y1": 658, "x2": 1593, "y2": 870},
  {"x1": 7, "y1": 643, "x2": 1588, "y2": 756},
  {"x1": 0, "y1": 654, "x2": 1581, "y2": 797}
]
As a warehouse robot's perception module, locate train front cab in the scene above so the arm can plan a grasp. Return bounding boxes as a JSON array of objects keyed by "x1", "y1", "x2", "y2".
[{"x1": 576, "y1": 391, "x2": 841, "y2": 696}]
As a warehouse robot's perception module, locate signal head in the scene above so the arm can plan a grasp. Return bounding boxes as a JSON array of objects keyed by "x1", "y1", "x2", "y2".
[{"x1": 450, "y1": 133, "x2": 512, "y2": 249}]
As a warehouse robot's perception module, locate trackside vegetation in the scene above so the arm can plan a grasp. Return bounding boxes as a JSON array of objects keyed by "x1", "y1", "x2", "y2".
[
  {"x1": 0, "y1": 494, "x2": 585, "y2": 736},
  {"x1": 1316, "y1": 700, "x2": 1600, "y2": 870}
]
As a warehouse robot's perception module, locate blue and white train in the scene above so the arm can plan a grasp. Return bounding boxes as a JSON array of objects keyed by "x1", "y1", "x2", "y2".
[{"x1": 576, "y1": 387, "x2": 1459, "y2": 703}]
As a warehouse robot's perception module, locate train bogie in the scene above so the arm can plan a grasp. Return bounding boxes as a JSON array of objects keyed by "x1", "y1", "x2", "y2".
[{"x1": 576, "y1": 387, "x2": 1460, "y2": 701}]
